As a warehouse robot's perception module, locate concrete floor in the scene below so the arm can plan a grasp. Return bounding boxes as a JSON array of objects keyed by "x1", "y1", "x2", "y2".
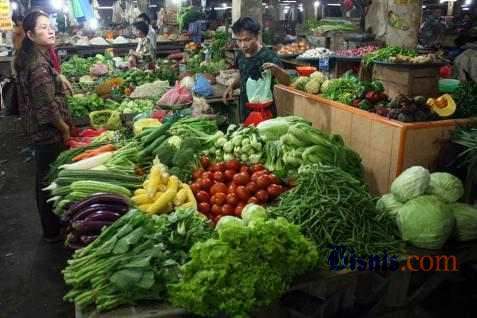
[{"x1": 0, "y1": 117, "x2": 74, "y2": 318}]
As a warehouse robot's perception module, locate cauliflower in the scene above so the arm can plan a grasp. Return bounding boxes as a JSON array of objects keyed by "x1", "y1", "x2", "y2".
[
  {"x1": 310, "y1": 71, "x2": 327, "y2": 84},
  {"x1": 305, "y1": 78, "x2": 322, "y2": 94}
]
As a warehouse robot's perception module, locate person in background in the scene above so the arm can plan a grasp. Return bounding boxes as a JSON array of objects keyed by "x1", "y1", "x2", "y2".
[
  {"x1": 454, "y1": 28, "x2": 477, "y2": 83},
  {"x1": 223, "y1": 17, "x2": 290, "y2": 122},
  {"x1": 129, "y1": 21, "x2": 155, "y2": 68},
  {"x1": 14, "y1": 11, "x2": 73, "y2": 242},
  {"x1": 12, "y1": 14, "x2": 25, "y2": 52},
  {"x1": 137, "y1": 13, "x2": 157, "y2": 53}
]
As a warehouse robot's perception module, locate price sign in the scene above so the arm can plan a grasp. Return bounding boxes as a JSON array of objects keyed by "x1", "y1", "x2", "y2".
[
  {"x1": 319, "y1": 57, "x2": 330, "y2": 72},
  {"x1": 0, "y1": 0, "x2": 12, "y2": 31}
]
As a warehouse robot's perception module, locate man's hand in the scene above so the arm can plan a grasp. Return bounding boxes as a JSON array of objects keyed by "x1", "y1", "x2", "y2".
[
  {"x1": 222, "y1": 85, "x2": 235, "y2": 104},
  {"x1": 262, "y1": 62, "x2": 280, "y2": 74}
]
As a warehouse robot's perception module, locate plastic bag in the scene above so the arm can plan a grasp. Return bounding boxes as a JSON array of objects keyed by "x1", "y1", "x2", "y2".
[
  {"x1": 159, "y1": 82, "x2": 193, "y2": 105},
  {"x1": 246, "y1": 70, "x2": 273, "y2": 103},
  {"x1": 193, "y1": 74, "x2": 214, "y2": 97}
]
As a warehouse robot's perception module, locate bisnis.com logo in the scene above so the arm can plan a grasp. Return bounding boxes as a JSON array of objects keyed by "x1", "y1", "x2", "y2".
[{"x1": 328, "y1": 245, "x2": 459, "y2": 272}]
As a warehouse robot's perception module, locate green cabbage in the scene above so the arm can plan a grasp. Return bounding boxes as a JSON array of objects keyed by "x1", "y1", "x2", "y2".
[
  {"x1": 291, "y1": 76, "x2": 310, "y2": 91},
  {"x1": 241, "y1": 204, "x2": 267, "y2": 224},
  {"x1": 398, "y1": 195, "x2": 455, "y2": 249},
  {"x1": 310, "y1": 71, "x2": 326, "y2": 83},
  {"x1": 320, "y1": 79, "x2": 333, "y2": 94},
  {"x1": 427, "y1": 172, "x2": 464, "y2": 203},
  {"x1": 376, "y1": 193, "x2": 403, "y2": 216},
  {"x1": 391, "y1": 166, "x2": 430, "y2": 202},
  {"x1": 450, "y1": 203, "x2": 477, "y2": 242},
  {"x1": 305, "y1": 78, "x2": 322, "y2": 94}
]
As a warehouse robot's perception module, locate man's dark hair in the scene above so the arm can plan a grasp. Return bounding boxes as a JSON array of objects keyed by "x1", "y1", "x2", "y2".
[
  {"x1": 231, "y1": 17, "x2": 261, "y2": 36},
  {"x1": 137, "y1": 13, "x2": 151, "y2": 25},
  {"x1": 133, "y1": 21, "x2": 149, "y2": 36}
]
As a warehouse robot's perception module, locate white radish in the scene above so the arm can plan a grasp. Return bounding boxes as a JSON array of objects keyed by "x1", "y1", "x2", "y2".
[{"x1": 59, "y1": 151, "x2": 115, "y2": 170}]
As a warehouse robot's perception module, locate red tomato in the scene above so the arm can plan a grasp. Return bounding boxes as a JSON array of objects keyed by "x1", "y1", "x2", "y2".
[
  {"x1": 269, "y1": 174, "x2": 281, "y2": 185},
  {"x1": 228, "y1": 183, "x2": 237, "y2": 194},
  {"x1": 209, "y1": 163, "x2": 219, "y2": 172},
  {"x1": 226, "y1": 193, "x2": 239, "y2": 205},
  {"x1": 256, "y1": 175, "x2": 271, "y2": 189},
  {"x1": 251, "y1": 170, "x2": 267, "y2": 182},
  {"x1": 198, "y1": 202, "x2": 210, "y2": 214},
  {"x1": 233, "y1": 172, "x2": 250, "y2": 185},
  {"x1": 210, "y1": 182, "x2": 227, "y2": 195},
  {"x1": 211, "y1": 192, "x2": 226, "y2": 205},
  {"x1": 200, "y1": 178, "x2": 213, "y2": 190},
  {"x1": 245, "y1": 181, "x2": 258, "y2": 194},
  {"x1": 223, "y1": 169, "x2": 236, "y2": 181},
  {"x1": 192, "y1": 168, "x2": 205, "y2": 180},
  {"x1": 225, "y1": 159, "x2": 241, "y2": 171},
  {"x1": 190, "y1": 182, "x2": 201, "y2": 194},
  {"x1": 252, "y1": 164, "x2": 265, "y2": 172},
  {"x1": 196, "y1": 191, "x2": 210, "y2": 203},
  {"x1": 216, "y1": 162, "x2": 226, "y2": 172},
  {"x1": 211, "y1": 204, "x2": 222, "y2": 215},
  {"x1": 247, "y1": 196, "x2": 258, "y2": 204},
  {"x1": 200, "y1": 156, "x2": 210, "y2": 169},
  {"x1": 213, "y1": 171, "x2": 224, "y2": 182},
  {"x1": 240, "y1": 165, "x2": 251, "y2": 174},
  {"x1": 201, "y1": 171, "x2": 213, "y2": 180},
  {"x1": 222, "y1": 204, "x2": 234, "y2": 215},
  {"x1": 267, "y1": 184, "x2": 284, "y2": 198},
  {"x1": 235, "y1": 203, "x2": 245, "y2": 216},
  {"x1": 236, "y1": 186, "x2": 251, "y2": 201},
  {"x1": 256, "y1": 190, "x2": 269, "y2": 203}
]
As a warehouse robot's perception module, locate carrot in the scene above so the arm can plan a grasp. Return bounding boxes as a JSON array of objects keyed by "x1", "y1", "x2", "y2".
[{"x1": 72, "y1": 144, "x2": 116, "y2": 162}]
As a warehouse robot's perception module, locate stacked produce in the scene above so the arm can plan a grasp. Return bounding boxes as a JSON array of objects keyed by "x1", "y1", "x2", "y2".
[
  {"x1": 131, "y1": 158, "x2": 196, "y2": 213},
  {"x1": 259, "y1": 118, "x2": 363, "y2": 179},
  {"x1": 62, "y1": 55, "x2": 96, "y2": 79},
  {"x1": 67, "y1": 94, "x2": 107, "y2": 118},
  {"x1": 377, "y1": 166, "x2": 477, "y2": 249},
  {"x1": 452, "y1": 82, "x2": 477, "y2": 118},
  {"x1": 63, "y1": 194, "x2": 130, "y2": 249},
  {"x1": 63, "y1": 208, "x2": 213, "y2": 312},
  {"x1": 169, "y1": 208, "x2": 318, "y2": 318},
  {"x1": 384, "y1": 94, "x2": 438, "y2": 122},
  {"x1": 207, "y1": 125, "x2": 264, "y2": 163},
  {"x1": 298, "y1": 47, "x2": 334, "y2": 59},
  {"x1": 114, "y1": 99, "x2": 155, "y2": 114},
  {"x1": 190, "y1": 159, "x2": 287, "y2": 222},
  {"x1": 129, "y1": 80, "x2": 170, "y2": 99},
  {"x1": 291, "y1": 71, "x2": 327, "y2": 94},
  {"x1": 335, "y1": 45, "x2": 378, "y2": 57},
  {"x1": 277, "y1": 40, "x2": 311, "y2": 56},
  {"x1": 310, "y1": 20, "x2": 355, "y2": 34}
]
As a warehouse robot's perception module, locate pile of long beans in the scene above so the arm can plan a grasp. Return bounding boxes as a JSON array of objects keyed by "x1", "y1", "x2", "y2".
[{"x1": 269, "y1": 164, "x2": 401, "y2": 258}]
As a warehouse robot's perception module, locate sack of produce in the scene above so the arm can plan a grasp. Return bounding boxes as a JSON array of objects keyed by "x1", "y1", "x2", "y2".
[
  {"x1": 89, "y1": 63, "x2": 109, "y2": 77},
  {"x1": 130, "y1": 80, "x2": 170, "y2": 99},
  {"x1": 449, "y1": 203, "x2": 477, "y2": 242},
  {"x1": 398, "y1": 195, "x2": 455, "y2": 249},
  {"x1": 193, "y1": 74, "x2": 214, "y2": 97},
  {"x1": 159, "y1": 82, "x2": 193, "y2": 105},
  {"x1": 427, "y1": 172, "x2": 464, "y2": 203},
  {"x1": 391, "y1": 166, "x2": 430, "y2": 202}
]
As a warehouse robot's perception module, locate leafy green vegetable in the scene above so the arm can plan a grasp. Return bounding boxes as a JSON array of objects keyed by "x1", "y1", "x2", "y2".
[
  {"x1": 452, "y1": 82, "x2": 477, "y2": 118},
  {"x1": 398, "y1": 195, "x2": 454, "y2": 249},
  {"x1": 363, "y1": 47, "x2": 417, "y2": 66},
  {"x1": 61, "y1": 55, "x2": 95, "y2": 79},
  {"x1": 450, "y1": 203, "x2": 477, "y2": 242},
  {"x1": 376, "y1": 193, "x2": 403, "y2": 216},
  {"x1": 269, "y1": 164, "x2": 401, "y2": 259},
  {"x1": 169, "y1": 216, "x2": 318, "y2": 318},
  {"x1": 427, "y1": 172, "x2": 464, "y2": 203},
  {"x1": 67, "y1": 94, "x2": 105, "y2": 118},
  {"x1": 391, "y1": 166, "x2": 430, "y2": 202}
]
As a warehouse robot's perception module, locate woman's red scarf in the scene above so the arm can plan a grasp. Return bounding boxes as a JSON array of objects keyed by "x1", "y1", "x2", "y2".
[{"x1": 49, "y1": 47, "x2": 61, "y2": 73}]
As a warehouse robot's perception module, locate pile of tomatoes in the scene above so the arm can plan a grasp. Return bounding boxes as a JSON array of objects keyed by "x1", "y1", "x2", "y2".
[{"x1": 191, "y1": 157, "x2": 287, "y2": 222}]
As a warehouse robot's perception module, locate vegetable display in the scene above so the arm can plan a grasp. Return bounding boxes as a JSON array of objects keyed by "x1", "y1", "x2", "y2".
[
  {"x1": 169, "y1": 212, "x2": 318, "y2": 318},
  {"x1": 67, "y1": 94, "x2": 106, "y2": 118},
  {"x1": 190, "y1": 159, "x2": 287, "y2": 222},
  {"x1": 452, "y1": 82, "x2": 477, "y2": 118},
  {"x1": 63, "y1": 208, "x2": 212, "y2": 312},
  {"x1": 269, "y1": 164, "x2": 400, "y2": 258},
  {"x1": 363, "y1": 47, "x2": 417, "y2": 66}
]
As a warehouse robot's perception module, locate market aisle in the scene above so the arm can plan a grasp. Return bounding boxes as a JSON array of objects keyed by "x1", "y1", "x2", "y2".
[{"x1": 0, "y1": 117, "x2": 74, "y2": 318}]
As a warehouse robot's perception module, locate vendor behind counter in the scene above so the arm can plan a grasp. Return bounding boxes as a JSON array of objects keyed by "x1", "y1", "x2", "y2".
[{"x1": 222, "y1": 17, "x2": 290, "y2": 123}]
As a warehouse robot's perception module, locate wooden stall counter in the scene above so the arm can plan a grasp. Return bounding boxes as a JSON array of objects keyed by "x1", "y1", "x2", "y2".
[{"x1": 274, "y1": 84, "x2": 473, "y2": 195}]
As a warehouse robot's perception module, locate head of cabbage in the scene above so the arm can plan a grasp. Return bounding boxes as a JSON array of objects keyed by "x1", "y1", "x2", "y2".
[
  {"x1": 391, "y1": 166, "x2": 430, "y2": 202},
  {"x1": 450, "y1": 203, "x2": 477, "y2": 242},
  {"x1": 398, "y1": 195, "x2": 455, "y2": 250},
  {"x1": 427, "y1": 172, "x2": 464, "y2": 203},
  {"x1": 376, "y1": 193, "x2": 403, "y2": 216}
]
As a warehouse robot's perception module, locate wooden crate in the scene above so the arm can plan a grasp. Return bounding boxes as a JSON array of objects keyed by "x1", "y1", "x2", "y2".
[
  {"x1": 274, "y1": 85, "x2": 472, "y2": 195},
  {"x1": 372, "y1": 64, "x2": 440, "y2": 98}
]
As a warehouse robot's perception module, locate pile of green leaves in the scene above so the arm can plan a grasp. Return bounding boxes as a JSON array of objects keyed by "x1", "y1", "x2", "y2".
[
  {"x1": 169, "y1": 216, "x2": 318, "y2": 317},
  {"x1": 61, "y1": 55, "x2": 95, "y2": 79},
  {"x1": 186, "y1": 53, "x2": 227, "y2": 75},
  {"x1": 363, "y1": 47, "x2": 417, "y2": 66},
  {"x1": 210, "y1": 31, "x2": 230, "y2": 61},
  {"x1": 269, "y1": 164, "x2": 401, "y2": 260},
  {"x1": 311, "y1": 20, "x2": 355, "y2": 33},
  {"x1": 322, "y1": 73, "x2": 365, "y2": 105},
  {"x1": 177, "y1": 6, "x2": 203, "y2": 32},
  {"x1": 67, "y1": 94, "x2": 106, "y2": 118},
  {"x1": 113, "y1": 99, "x2": 155, "y2": 114},
  {"x1": 452, "y1": 82, "x2": 477, "y2": 118},
  {"x1": 63, "y1": 208, "x2": 212, "y2": 312}
]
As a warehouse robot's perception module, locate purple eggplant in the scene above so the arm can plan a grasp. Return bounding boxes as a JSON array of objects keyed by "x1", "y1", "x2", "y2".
[
  {"x1": 71, "y1": 204, "x2": 129, "y2": 222},
  {"x1": 72, "y1": 220, "x2": 113, "y2": 234},
  {"x1": 84, "y1": 211, "x2": 121, "y2": 222},
  {"x1": 64, "y1": 194, "x2": 129, "y2": 220},
  {"x1": 80, "y1": 235, "x2": 98, "y2": 245}
]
